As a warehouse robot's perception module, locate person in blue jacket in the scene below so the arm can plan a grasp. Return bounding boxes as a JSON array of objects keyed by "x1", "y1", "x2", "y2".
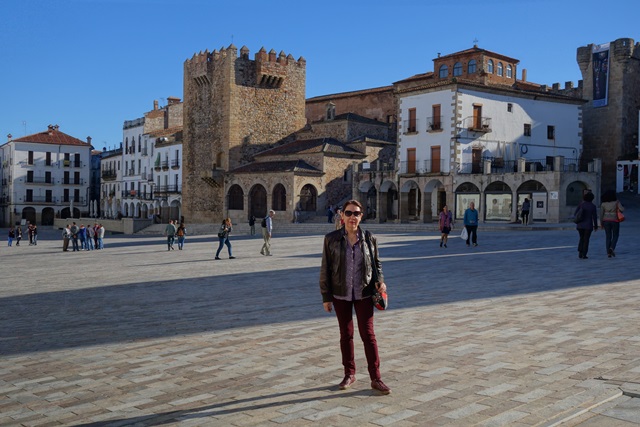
[{"x1": 463, "y1": 201, "x2": 479, "y2": 247}]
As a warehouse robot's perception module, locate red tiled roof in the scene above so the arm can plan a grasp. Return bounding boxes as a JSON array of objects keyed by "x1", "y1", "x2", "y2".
[
  {"x1": 148, "y1": 126, "x2": 183, "y2": 138},
  {"x1": 11, "y1": 127, "x2": 90, "y2": 147}
]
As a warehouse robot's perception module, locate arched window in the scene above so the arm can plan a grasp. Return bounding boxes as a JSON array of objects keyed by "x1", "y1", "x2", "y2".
[
  {"x1": 467, "y1": 59, "x2": 477, "y2": 74},
  {"x1": 487, "y1": 60, "x2": 494, "y2": 74},
  {"x1": 506, "y1": 64, "x2": 513, "y2": 78},
  {"x1": 299, "y1": 184, "x2": 317, "y2": 212},
  {"x1": 497, "y1": 62, "x2": 503, "y2": 76},
  {"x1": 326, "y1": 102, "x2": 335, "y2": 120},
  {"x1": 272, "y1": 184, "x2": 286, "y2": 211},
  {"x1": 439, "y1": 64, "x2": 448, "y2": 78},
  {"x1": 453, "y1": 62, "x2": 462, "y2": 77},
  {"x1": 227, "y1": 184, "x2": 244, "y2": 210}
]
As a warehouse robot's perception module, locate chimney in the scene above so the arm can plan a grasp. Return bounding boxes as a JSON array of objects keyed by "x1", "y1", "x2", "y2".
[
  {"x1": 48, "y1": 124, "x2": 54, "y2": 134},
  {"x1": 7, "y1": 134, "x2": 12, "y2": 141},
  {"x1": 153, "y1": 100, "x2": 159, "y2": 110},
  {"x1": 522, "y1": 69, "x2": 527, "y2": 82},
  {"x1": 87, "y1": 136, "x2": 92, "y2": 145}
]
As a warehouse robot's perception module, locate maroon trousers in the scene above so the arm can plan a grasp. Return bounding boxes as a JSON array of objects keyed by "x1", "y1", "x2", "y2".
[{"x1": 332, "y1": 297, "x2": 380, "y2": 381}]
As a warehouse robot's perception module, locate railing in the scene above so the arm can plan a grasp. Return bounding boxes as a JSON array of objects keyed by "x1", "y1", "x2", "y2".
[
  {"x1": 141, "y1": 148, "x2": 148, "y2": 156},
  {"x1": 155, "y1": 184, "x2": 181, "y2": 194},
  {"x1": 129, "y1": 169, "x2": 135, "y2": 176},
  {"x1": 61, "y1": 160, "x2": 83, "y2": 168},
  {"x1": 358, "y1": 162, "x2": 395, "y2": 172},
  {"x1": 0, "y1": 195, "x2": 11, "y2": 204},
  {"x1": 399, "y1": 159, "x2": 447, "y2": 174},
  {"x1": 561, "y1": 158, "x2": 585, "y2": 172},
  {"x1": 403, "y1": 119, "x2": 419, "y2": 134},
  {"x1": 24, "y1": 196, "x2": 57, "y2": 204},
  {"x1": 25, "y1": 177, "x2": 54, "y2": 184},
  {"x1": 139, "y1": 192, "x2": 154, "y2": 200},
  {"x1": 62, "y1": 179, "x2": 84, "y2": 185},
  {"x1": 171, "y1": 159, "x2": 180, "y2": 169},
  {"x1": 61, "y1": 197, "x2": 85, "y2": 204},
  {"x1": 161, "y1": 160, "x2": 169, "y2": 170},
  {"x1": 102, "y1": 170, "x2": 117, "y2": 180},
  {"x1": 461, "y1": 116, "x2": 492, "y2": 132},
  {"x1": 147, "y1": 172, "x2": 154, "y2": 182},
  {"x1": 427, "y1": 116, "x2": 442, "y2": 131}
]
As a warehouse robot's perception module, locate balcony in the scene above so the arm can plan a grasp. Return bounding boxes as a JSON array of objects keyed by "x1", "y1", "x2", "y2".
[
  {"x1": 0, "y1": 195, "x2": 10, "y2": 204},
  {"x1": 61, "y1": 160, "x2": 83, "y2": 168},
  {"x1": 155, "y1": 184, "x2": 181, "y2": 194},
  {"x1": 102, "y1": 170, "x2": 117, "y2": 180},
  {"x1": 139, "y1": 191, "x2": 154, "y2": 200},
  {"x1": 61, "y1": 197, "x2": 85, "y2": 204},
  {"x1": 171, "y1": 159, "x2": 180, "y2": 169},
  {"x1": 358, "y1": 161, "x2": 395, "y2": 173},
  {"x1": 62, "y1": 179, "x2": 85, "y2": 185},
  {"x1": 141, "y1": 148, "x2": 148, "y2": 156},
  {"x1": 24, "y1": 196, "x2": 57, "y2": 204},
  {"x1": 399, "y1": 159, "x2": 447, "y2": 174},
  {"x1": 427, "y1": 116, "x2": 443, "y2": 132},
  {"x1": 25, "y1": 177, "x2": 54, "y2": 185},
  {"x1": 461, "y1": 117, "x2": 492, "y2": 133},
  {"x1": 402, "y1": 119, "x2": 419, "y2": 134},
  {"x1": 128, "y1": 169, "x2": 135, "y2": 176},
  {"x1": 147, "y1": 172, "x2": 154, "y2": 182},
  {"x1": 154, "y1": 163, "x2": 161, "y2": 172},
  {"x1": 161, "y1": 160, "x2": 169, "y2": 171}
]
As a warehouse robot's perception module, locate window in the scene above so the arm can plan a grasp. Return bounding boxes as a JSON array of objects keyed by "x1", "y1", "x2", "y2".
[
  {"x1": 497, "y1": 62, "x2": 503, "y2": 76},
  {"x1": 27, "y1": 170, "x2": 34, "y2": 182},
  {"x1": 507, "y1": 103, "x2": 513, "y2": 113},
  {"x1": 487, "y1": 60, "x2": 494, "y2": 74},
  {"x1": 431, "y1": 104, "x2": 441, "y2": 130},
  {"x1": 524, "y1": 124, "x2": 531, "y2": 136},
  {"x1": 547, "y1": 125, "x2": 555, "y2": 140},
  {"x1": 439, "y1": 64, "x2": 448, "y2": 78},
  {"x1": 28, "y1": 151, "x2": 34, "y2": 165},
  {"x1": 326, "y1": 102, "x2": 335, "y2": 120},
  {"x1": 453, "y1": 62, "x2": 462, "y2": 77},
  {"x1": 26, "y1": 189, "x2": 33, "y2": 202},
  {"x1": 506, "y1": 64, "x2": 513, "y2": 78},
  {"x1": 468, "y1": 59, "x2": 477, "y2": 74},
  {"x1": 407, "y1": 108, "x2": 417, "y2": 133},
  {"x1": 46, "y1": 152, "x2": 51, "y2": 166}
]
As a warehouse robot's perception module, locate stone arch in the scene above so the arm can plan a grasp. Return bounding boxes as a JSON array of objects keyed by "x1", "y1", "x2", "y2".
[
  {"x1": 41, "y1": 207, "x2": 55, "y2": 225},
  {"x1": 454, "y1": 182, "x2": 481, "y2": 220},
  {"x1": 61, "y1": 207, "x2": 71, "y2": 219},
  {"x1": 358, "y1": 181, "x2": 377, "y2": 221},
  {"x1": 379, "y1": 180, "x2": 398, "y2": 222},
  {"x1": 227, "y1": 184, "x2": 244, "y2": 210},
  {"x1": 401, "y1": 179, "x2": 421, "y2": 221},
  {"x1": 485, "y1": 181, "x2": 513, "y2": 221},
  {"x1": 160, "y1": 200, "x2": 170, "y2": 222},
  {"x1": 22, "y1": 207, "x2": 36, "y2": 225},
  {"x1": 272, "y1": 183, "x2": 287, "y2": 211},
  {"x1": 565, "y1": 181, "x2": 588, "y2": 206},
  {"x1": 249, "y1": 184, "x2": 268, "y2": 218},
  {"x1": 424, "y1": 178, "x2": 447, "y2": 222},
  {"x1": 170, "y1": 199, "x2": 181, "y2": 221},
  {"x1": 299, "y1": 184, "x2": 317, "y2": 212},
  {"x1": 517, "y1": 180, "x2": 547, "y2": 193},
  {"x1": 140, "y1": 204, "x2": 149, "y2": 219}
]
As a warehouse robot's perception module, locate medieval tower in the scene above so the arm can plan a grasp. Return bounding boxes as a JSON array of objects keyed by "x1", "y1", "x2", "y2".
[
  {"x1": 577, "y1": 38, "x2": 640, "y2": 187},
  {"x1": 182, "y1": 44, "x2": 307, "y2": 223}
]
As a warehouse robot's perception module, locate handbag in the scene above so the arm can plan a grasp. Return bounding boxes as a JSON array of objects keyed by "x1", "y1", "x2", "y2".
[
  {"x1": 616, "y1": 205, "x2": 625, "y2": 222},
  {"x1": 364, "y1": 230, "x2": 388, "y2": 310},
  {"x1": 460, "y1": 226, "x2": 468, "y2": 240},
  {"x1": 573, "y1": 205, "x2": 584, "y2": 224}
]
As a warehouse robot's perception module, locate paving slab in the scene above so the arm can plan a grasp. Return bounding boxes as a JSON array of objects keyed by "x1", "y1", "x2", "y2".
[{"x1": 2, "y1": 199, "x2": 640, "y2": 426}]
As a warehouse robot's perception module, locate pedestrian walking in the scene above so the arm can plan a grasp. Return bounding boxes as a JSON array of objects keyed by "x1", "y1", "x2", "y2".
[
  {"x1": 521, "y1": 198, "x2": 530, "y2": 225},
  {"x1": 8, "y1": 226, "x2": 15, "y2": 246},
  {"x1": 15, "y1": 225, "x2": 22, "y2": 246},
  {"x1": 260, "y1": 210, "x2": 275, "y2": 256},
  {"x1": 599, "y1": 189, "x2": 623, "y2": 258},
  {"x1": 438, "y1": 205, "x2": 453, "y2": 248},
  {"x1": 249, "y1": 215, "x2": 256, "y2": 236},
  {"x1": 164, "y1": 220, "x2": 176, "y2": 251},
  {"x1": 215, "y1": 218, "x2": 235, "y2": 259},
  {"x1": 176, "y1": 222, "x2": 187, "y2": 250},
  {"x1": 463, "y1": 201, "x2": 479, "y2": 247},
  {"x1": 575, "y1": 191, "x2": 598, "y2": 259},
  {"x1": 319, "y1": 199, "x2": 391, "y2": 395}
]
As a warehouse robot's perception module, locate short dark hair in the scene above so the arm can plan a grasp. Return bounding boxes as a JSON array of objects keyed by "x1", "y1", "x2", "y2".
[
  {"x1": 583, "y1": 191, "x2": 595, "y2": 202},
  {"x1": 342, "y1": 199, "x2": 363, "y2": 212}
]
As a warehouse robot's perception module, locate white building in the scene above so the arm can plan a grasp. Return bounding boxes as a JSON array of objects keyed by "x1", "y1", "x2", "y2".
[{"x1": 0, "y1": 125, "x2": 93, "y2": 226}]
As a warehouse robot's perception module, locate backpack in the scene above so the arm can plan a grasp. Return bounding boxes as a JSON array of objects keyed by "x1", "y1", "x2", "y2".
[
  {"x1": 573, "y1": 204, "x2": 585, "y2": 224},
  {"x1": 176, "y1": 227, "x2": 185, "y2": 237},
  {"x1": 261, "y1": 217, "x2": 267, "y2": 228}
]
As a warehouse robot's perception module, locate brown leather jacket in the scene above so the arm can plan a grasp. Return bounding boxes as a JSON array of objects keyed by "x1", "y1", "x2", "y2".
[{"x1": 319, "y1": 228, "x2": 384, "y2": 303}]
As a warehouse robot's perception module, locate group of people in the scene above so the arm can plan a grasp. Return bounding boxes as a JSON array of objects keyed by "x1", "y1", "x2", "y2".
[
  {"x1": 164, "y1": 220, "x2": 187, "y2": 251},
  {"x1": 7, "y1": 223, "x2": 38, "y2": 247},
  {"x1": 436, "y1": 202, "x2": 479, "y2": 248},
  {"x1": 62, "y1": 222, "x2": 105, "y2": 251},
  {"x1": 573, "y1": 189, "x2": 625, "y2": 259}
]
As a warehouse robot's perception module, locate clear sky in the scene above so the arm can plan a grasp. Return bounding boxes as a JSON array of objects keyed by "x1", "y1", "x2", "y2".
[{"x1": 1, "y1": 0, "x2": 637, "y2": 150}]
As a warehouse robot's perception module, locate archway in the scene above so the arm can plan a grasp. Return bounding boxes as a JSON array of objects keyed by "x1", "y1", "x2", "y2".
[
  {"x1": 379, "y1": 180, "x2": 398, "y2": 222},
  {"x1": 517, "y1": 180, "x2": 548, "y2": 222},
  {"x1": 22, "y1": 207, "x2": 36, "y2": 225},
  {"x1": 565, "y1": 181, "x2": 588, "y2": 206},
  {"x1": 250, "y1": 184, "x2": 268, "y2": 218},
  {"x1": 424, "y1": 179, "x2": 446, "y2": 223},
  {"x1": 272, "y1": 184, "x2": 287, "y2": 211},
  {"x1": 227, "y1": 184, "x2": 244, "y2": 210},
  {"x1": 358, "y1": 181, "x2": 377, "y2": 221},
  {"x1": 141, "y1": 204, "x2": 149, "y2": 219},
  {"x1": 454, "y1": 182, "x2": 480, "y2": 220},
  {"x1": 170, "y1": 199, "x2": 181, "y2": 221},
  {"x1": 400, "y1": 180, "x2": 421, "y2": 222},
  {"x1": 41, "y1": 207, "x2": 55, "y2": 225},
  {"x1": 484, "y1": 181, "x2": 512, "y2": 221},
  {"x1": 299, "y1": 184, "x2": 317, "y2": 212}
]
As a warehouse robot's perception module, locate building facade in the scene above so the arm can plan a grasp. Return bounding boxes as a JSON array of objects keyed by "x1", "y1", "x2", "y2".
[{"x1": 0, "y1": 125, "x2": 93, "y2": 227}]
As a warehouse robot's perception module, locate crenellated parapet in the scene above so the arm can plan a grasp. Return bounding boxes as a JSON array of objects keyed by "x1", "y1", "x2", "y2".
[{"x1": 254, "y1": 46, "x2": 306, "y2": 88}]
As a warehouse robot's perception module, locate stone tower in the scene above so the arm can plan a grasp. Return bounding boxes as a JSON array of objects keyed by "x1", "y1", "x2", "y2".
[
  {"x1": 577, "y1": 38, "x2": 640, "y2": 187},
  {"x1": 182, "y1": 44, "x2": 307, "y2": 223}
]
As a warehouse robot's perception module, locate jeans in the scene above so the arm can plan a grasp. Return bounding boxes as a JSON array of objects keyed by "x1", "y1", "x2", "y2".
[
  {"x1": 87, "y1": 237, "x2": 94, "y2": 250},
  {"x1": 97, "y1": 237, "x2": 104, "y2": 249},
  {"x1": 603, "y1": 221, "x2": 620, "y2": 252},
  {"x1": 177, "y1": 236, "x2": 185, "y2": 250},
  {"x1": 333, "y1": 297, "x2": 381, "y2": 381},
  {"x1": 167, "y1": 235, "x2": 175, "y2": 250},
  {"x1": 465, "y1": 225, "x2": 478, "y2": 245},
  {"x1": 71, "y1": 237, "x2": 80, "y2": 251},
  {"x1": 216, "y1": 237, "x2": 232, "y2": 257}
]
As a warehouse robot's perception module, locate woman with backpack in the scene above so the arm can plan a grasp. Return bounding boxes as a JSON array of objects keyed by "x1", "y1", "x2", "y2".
[
  {"x1": 215, "y1": 218, "x2": 235, "y2": 260},
  {"x1": 176, "y1": 222, "x2": 187, "y2": 250}
]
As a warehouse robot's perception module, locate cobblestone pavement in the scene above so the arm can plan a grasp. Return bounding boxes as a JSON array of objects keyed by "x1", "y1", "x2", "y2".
[{"x1": 2, "y1": 206, "x2": 640, "y2": 426}]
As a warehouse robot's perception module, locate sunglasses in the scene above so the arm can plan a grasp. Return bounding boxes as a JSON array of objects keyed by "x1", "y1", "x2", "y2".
[{"x1": 343, "y1": 210, "x2": 362, "y2": 217}]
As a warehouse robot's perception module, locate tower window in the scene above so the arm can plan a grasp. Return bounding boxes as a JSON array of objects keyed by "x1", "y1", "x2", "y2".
[
  {"x1": 507, "y1": 103, "x2": 513, "y2": 113},
  {"x1": 487, "y1": 60, "x2": 494, "y2": 74},
  {"x1": 524, "y1": 124, "x2": 531, "y2": 136},
  {"x1": 439, "y1": 64, "x2": 448, "y2": 78},
  {"x1": 506, "y1": 64, "x2": 513, "y2": 78},
  {"x1": 468, "y1": 59, "x2": 477, "y2": 74},
  {"x1": 547, "y1": 125, "x2": 555, "y2": 140},
  {"x1": 453, "y1": 62, "x2": 462, "y2": 77},
  {"x1": 497, "y1": 62, "x2": 503, "y2": 76}
]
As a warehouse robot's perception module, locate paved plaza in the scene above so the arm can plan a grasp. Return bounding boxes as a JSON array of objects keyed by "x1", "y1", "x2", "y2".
[{"x1": 2, "y1": 206, "x2": 640, "y2": 426}]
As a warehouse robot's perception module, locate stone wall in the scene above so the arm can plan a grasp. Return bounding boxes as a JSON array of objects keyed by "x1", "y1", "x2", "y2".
[{"x1": 305, "y1": 87, "x2": 396, "y2": 127}]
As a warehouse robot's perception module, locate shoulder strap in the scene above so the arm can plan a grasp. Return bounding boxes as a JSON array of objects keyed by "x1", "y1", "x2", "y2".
[{"x1": 364, "y1": 230, "x2": 379, "y2": 284}]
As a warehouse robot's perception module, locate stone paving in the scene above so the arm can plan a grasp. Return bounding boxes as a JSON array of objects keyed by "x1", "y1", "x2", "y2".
[{"x1": 1, "y1": 206, "x2": 640, "y2": 426}]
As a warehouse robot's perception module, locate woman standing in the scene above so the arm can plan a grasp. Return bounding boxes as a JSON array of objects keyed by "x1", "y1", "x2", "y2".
[
  {"x1": 438, "y1": 205, "x2": 453, "y2": 248},
  {"x1": 8, "y1": 226, "x2": 15, "y2": 246},
  {"x1": 600, "y1": 189, "x2": 624, "y2": 258},
  {"x1": 521, "y1": 198, "x2": 531, "y2": 225},
  {"x1": 319, "y1": 200, "x2": 391, "y2": 395},
  {"x1": 215, "y1": 218, "x2": 235, "y2": 260},
  {"x1": 575, "y1": 192, "x2": 598, "y2": 259},
  {"x1": 15, "y1": 225, "x2": 22, "y2": 246},
  {"x1": 176, "y1": 222, "x2": 187, "y2": 250}
]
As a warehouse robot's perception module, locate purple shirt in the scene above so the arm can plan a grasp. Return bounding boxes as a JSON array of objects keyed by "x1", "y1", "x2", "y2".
[{"x1": 333, "y1": 230, "x2": 364, "y2": 301}]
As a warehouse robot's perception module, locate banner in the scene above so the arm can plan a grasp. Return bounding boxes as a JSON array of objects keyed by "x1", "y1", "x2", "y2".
[{"x1": 592, "y1": 43, "x2": 610, "y2": 107}]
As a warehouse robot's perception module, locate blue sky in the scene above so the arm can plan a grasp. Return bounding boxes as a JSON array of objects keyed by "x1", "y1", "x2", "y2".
[{"x1": 1, "y1": 0, "x2": 637, "y2": 150}]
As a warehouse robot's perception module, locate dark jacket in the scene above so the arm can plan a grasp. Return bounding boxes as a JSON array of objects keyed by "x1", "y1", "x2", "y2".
[
  {"x1": 319, "y1": 227, "x2": 384, "y2": 303},
  {"x1": 575, "y1": 201, "x2": 598, "y2": 230}
]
